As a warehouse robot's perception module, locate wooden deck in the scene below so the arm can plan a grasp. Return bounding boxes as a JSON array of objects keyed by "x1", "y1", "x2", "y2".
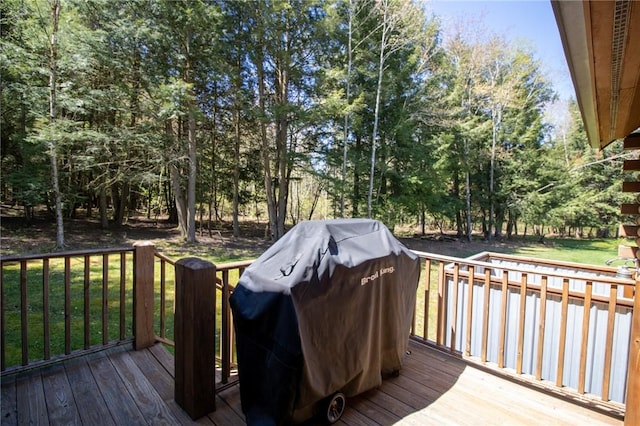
[{"x1": 0, "y1": 340, "x2": 623, "y2": 425}]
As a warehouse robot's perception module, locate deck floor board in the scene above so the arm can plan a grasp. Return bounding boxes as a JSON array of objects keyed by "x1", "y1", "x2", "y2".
[
  {"x1": 64, "y1": 358, "x2": 116, "y2": 426},
  {"x1": 15, "y1": 371, "x2": 48, "y2": 425},
  {"x1": 0, "y1": 340, "x2": 624, "y2": 425},
  {"x1": 41, "y1": 364, "x2": 82, "y2": 426}
]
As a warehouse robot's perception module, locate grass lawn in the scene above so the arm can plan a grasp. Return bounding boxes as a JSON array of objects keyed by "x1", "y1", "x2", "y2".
[{"x1": 509, "y1": 237, "x2": 623, "y2": 266}]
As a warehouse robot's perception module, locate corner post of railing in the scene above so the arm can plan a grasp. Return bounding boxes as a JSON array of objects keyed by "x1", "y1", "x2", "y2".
[
  {"x1": 624, "y1": 281, "x2": 640, "y2": 425},
  {"x1": 174, "y1": 257, "x2": 216, "y2": 419},
  {"x1": 134, "y1": 241, "x2": 156, "y2": 350}
]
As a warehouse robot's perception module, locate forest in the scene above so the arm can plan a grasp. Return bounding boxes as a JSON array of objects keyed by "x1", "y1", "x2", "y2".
[{"x1": 0, "y1": 0, "x2": 631, "y2": 248}]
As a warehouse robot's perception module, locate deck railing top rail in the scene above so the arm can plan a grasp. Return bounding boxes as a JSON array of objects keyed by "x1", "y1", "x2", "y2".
[
  {"x1": 469, "y1": 250, "x2": 629, "y2": 274},
  {"x1": 0, "y1": 246, "x2": 134, "y2": 263},
  {"x1": 410, "y1": 250, "x2": 636, "y2": 287}
]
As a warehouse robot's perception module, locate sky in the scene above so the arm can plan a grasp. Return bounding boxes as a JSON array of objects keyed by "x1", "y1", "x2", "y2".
[{"x1": 424, "y1": 0, "x2": 575, "y2": 101}]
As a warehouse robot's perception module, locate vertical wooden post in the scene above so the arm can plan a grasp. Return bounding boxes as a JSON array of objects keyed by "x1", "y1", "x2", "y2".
[
  {"x1": 625, "y1": 282, "x2": 640, "y2": 425},
  {"x1": 134, "y1": 241, "x2": 155, "y2": 350},
  {"x1": 436, "y1": 262, "x2": 446, "y2": 346},
  {"x1": 221, "y1": 270, "x2": 231, "y2": 384},
  {"x1": 175, "y1": 257, "x2": 216, "y2": 419}
]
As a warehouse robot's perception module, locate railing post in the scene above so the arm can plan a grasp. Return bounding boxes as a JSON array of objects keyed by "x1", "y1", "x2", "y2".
[
  {"x1": 174, "y1": 257, "x2": 216, "y2": 419},
  {"x1": 625, "y1": 282, "x2": 640, "y2": 425},
  {"x1": 134, "y1": 241, "x2": 155, "y2": 350}
]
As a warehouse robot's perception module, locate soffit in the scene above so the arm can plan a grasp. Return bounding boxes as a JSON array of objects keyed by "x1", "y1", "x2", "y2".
[{"x1": 552, "y1": 0, "x2": 640, "y2": 150}]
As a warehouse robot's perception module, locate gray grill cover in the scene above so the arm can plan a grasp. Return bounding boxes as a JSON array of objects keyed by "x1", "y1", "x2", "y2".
[{"x1": 230, "y1": 219, "x2": 419, "y2": 424}]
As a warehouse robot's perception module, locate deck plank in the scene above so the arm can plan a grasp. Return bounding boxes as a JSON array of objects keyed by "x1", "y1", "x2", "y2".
[
  {"x1": 88, "y1": 351, "x2": 148, "y2": 425},
  {"x1": 348, "y1": 392, "x2": 401, "y2": 425},
  {"x1": 401, "y1": 341, "x2": 621, "y2": 426},
  {"x1": 1, "y1": 374, "x2": 17, "y2": 424},
  {"x1": 1, "y1": 341, "x2": 625, "y2": 426},
  {"x1": 128, "y1": 348, "x2": 216, "y2": 425},
  {"x1": 128, "y1": 345, "x2": 174, "y2": 401},
  {"x1": 352, "y1": 386, "x2": 416, "y2": 420},
  {"x1": 212, "y1": 384, "x2": 247, "y2": 424},
  {"x1": 140, "y1": 344, "x2": 243, "y2": 425},
  {"x1": 205, "y1": 395, "x2": 246, "y2": 426},
  {"x1": 64, "y1": 357, "x2": 116, "y2": 426},
  {"x1": 148, "y1": 343, "x2": 175, "y2": 376},
  {"x1": 15, "y1": 371, "x2": 48, "y2": 426},
  {"x1": 109, "y1": 350, "x2": 182, "y2": 425},
  {"x1": 40, "y1": 364, "x2": 82, "y2": 426}
]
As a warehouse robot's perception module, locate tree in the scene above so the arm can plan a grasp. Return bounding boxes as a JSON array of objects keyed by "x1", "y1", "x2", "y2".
[
  {"x1": 366, "y1": 0, "x2": 425, "y2": 218},
  {"x1": 1, "y1": 0, "x2": 49, "y2": 222},
  {"x1": 148, "y1": 1, "x2": 222, "y2": 242},
  {"x1": 247, "y1": 0, "x2": 327, "y2": 240}
]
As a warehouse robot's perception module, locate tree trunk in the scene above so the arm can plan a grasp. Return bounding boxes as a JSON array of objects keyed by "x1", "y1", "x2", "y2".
[
  {"x1": 209, "y1": 82, "x2": 219, "y2": 237},
  {"x1": 185, "y1": 52, "x2": 197, "y2": 243},
  {"x1": 117, "y1": 182, "x2": 130, "y2": 225},
  {"x1": 49, "y1": 0, "x2": 64, "y2": 250},
  {"x1": 453, "y1": 172, "x2": 462, "y2": 237},
  {"x1": 170, "y1": 162, "x2": 188, "y2": 237},
  {"x1": 488, "y1": 107, "x2": 502, "y2": 242},
  {"x1": 275, "y1": 110, "x2": 288, "y2": 240},
  {"x1": 465, "y1": 169, "x2": 472, "y2": 242},
  {"x1": 341, "y1": 0, "x2": 353, "y2": 218},
  {"x1": 352, "y1": 135, "x2": 362, "y2": 217},
  {"x1": 232, "y1": 65, "x2": 241, "y2": 238},
  {"x1": 368, "y1": 16, "x2": 387, "y2": 219},
  {"x1": 307, "y1": 182, "x2": 322, "y2": 221},
  {"x1": 256, "y1": 49, "x2": 277, "y2": 241}
]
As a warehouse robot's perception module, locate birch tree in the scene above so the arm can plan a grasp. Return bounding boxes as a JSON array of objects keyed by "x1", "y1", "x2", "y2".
[
  {"x1": 48, "y1": 0, "x2": 64, "y2": 248},
  {"x1": 367, "y1": 0, "x2": 424, "y2": 218}
]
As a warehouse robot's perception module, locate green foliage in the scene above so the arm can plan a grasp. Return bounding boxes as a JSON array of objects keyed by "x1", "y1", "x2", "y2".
[{"x1": 0, "y1": 0, "x2": 626, "y2": 239}]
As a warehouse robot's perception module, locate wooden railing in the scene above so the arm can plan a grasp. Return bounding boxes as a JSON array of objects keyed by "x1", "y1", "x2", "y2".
[
  {"x1": 1, "y1": 246, "x2": 138, "y2": 374},
  {"x1": 149, "y1": 253, "x2": 250, "y2": 390},
  {"x1": 409, "y1": 250, "x2": 638, "y2": 422},
  {"x1": 2, "y1": 244, "x2": 637, "y2": 423}
]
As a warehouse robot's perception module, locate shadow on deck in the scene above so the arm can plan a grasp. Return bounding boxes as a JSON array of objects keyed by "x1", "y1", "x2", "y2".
[{"x1": 0, "y1": 340, "x2": 623, "y2": 425}]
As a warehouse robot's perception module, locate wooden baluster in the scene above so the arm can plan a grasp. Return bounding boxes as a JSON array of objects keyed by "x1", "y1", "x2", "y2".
[
  {"x1": 101, "y1": 254, "x2": 108, "y2": 346},
  {"x1": 424, "y1": 259, "x2": 432, "y2": 341},
  {"x1": 498, "y1": 270, "x2": 509, "y2": 368},
  {"x1": 602, "y1": 283, "x2": 618, "y2": 401},
  {"x1": 535, "y1": 276, "x2": 548, "y2": 380},
  {"x1": 221, "y1": 269, "x2": 231, "y2": 384},
  {"x1": 160, "y1": 258, "x2": 166, "y2": 340},
  {"x1": 437, "y1": 261, "x2": 446, "y2": 346},
  {"x1": 578, "y1": 281, "x2": 593, "y2": 394},
  {"x1": 43, "y1": 259, "x2": 50, "y2": 360},
  {"x1": 464, "y1": 266, "x2": 475, "y2": 357},
  {"x1": 120, "y1": 252, "x2": 126, "y2": 340},
  {"x1": 83, "y1": 255, "x2": 90, "y2": 349},
  {"x1": 481, "y1": 269, "x2": 491, "y2": 363},
  {"x1": 556, "y1": 278, "x2": 569, "y2": 387},
  {"x1": 20, "y1": 260, "x2": 27, "y2": 366},
  {"x1": 450, "y1": 263, "x2": 459, "y2": 352},
  {"x1": 65, "y1": 256, "x2": 71, "y2": 354},
  {"x1": 516, "y1": 273, "x2": 528, "y2": 375}
]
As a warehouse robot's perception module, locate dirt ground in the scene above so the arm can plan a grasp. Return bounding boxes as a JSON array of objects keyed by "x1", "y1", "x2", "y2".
[{"x1": 0, "y1": 214, "x2": 533, "y2": 259}]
